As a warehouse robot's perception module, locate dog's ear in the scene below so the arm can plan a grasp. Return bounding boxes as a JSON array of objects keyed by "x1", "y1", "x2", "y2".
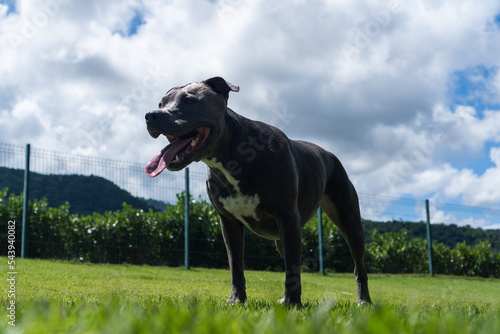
[{"x1": 203, "y1": 77, "x2": 239, "y2": 100}]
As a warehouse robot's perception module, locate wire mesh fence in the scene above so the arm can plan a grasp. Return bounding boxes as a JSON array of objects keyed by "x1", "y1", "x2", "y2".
[
  {"x1": 0, "y1": 142, "x2": 192, "y2": 212},
  {"x1": 1, "y1": 142, "x2": 499, "y2": 275}
]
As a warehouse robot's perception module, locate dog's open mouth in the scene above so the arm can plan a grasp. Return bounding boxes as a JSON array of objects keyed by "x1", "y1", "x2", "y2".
[{"x1": 145, "y1": 127, "x2": 210, "y2": 177}]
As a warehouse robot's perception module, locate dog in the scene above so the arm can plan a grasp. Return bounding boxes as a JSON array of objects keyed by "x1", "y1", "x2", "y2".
[{"x1": 145, "y1": 77, "x2": 372, "y2": 306}]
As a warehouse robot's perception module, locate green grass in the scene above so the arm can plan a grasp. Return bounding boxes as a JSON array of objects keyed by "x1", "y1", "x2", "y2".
[{"x1": 1, "y1": 258, "x2": 499, "y2": 333}]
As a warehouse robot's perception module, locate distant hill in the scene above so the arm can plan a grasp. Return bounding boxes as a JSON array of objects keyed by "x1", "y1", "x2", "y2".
[
  {"x1": 0, "y1": 167, "x2": 166, "y2": 214},
  {"x1": 143, "y1": 198, "x2": 174, "y2": 212}
]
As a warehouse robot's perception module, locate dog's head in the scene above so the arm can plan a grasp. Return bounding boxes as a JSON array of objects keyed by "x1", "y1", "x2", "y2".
[{"x1": 145, "y1": 76, "x2": 239, "y2": 176}]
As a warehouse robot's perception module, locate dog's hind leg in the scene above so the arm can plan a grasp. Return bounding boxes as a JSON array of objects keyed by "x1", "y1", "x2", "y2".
[{"x1": 320, "y1": 165, "x2": 372, "y2": 305}]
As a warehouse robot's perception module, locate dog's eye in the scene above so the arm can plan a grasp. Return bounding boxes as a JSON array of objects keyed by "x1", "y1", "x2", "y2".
[
  {"x1": 158, "y1": 102, "x2": 163, "y2": 108},
  {"x1": 183, "y1": 96, "x2": 196, "y2": 104}
]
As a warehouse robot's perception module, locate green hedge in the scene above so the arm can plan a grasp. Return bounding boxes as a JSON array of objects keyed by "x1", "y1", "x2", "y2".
[{"x1": 1, "y1": 188, "x2": 499, "y2": 277}]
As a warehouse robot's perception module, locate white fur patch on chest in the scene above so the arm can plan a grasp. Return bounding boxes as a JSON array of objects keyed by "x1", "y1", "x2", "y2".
[{"x1": 203, "y1": 158, "x2": 260, "y2": 226}]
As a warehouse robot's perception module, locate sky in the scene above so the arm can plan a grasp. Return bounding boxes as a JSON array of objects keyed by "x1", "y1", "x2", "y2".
[{"x1": 1, "y1": 0, "x2": 500, "y2": 228}]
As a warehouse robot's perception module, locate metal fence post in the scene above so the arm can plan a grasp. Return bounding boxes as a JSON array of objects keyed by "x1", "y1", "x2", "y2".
[
  {"x1": 317, "y1": 206, "x2": 325, "y2": 275},
  {"x1": 21, "y1": 143, "x2": 30, "y2": 258},
  {"x1": 425, "y1": 199, "x2": 434, "y2": 277},
  {"x1": 184, "y1": 167, "x2": 190, "y2": 270}
]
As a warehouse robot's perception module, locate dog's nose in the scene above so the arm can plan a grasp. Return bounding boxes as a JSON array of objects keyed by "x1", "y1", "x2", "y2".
[{"x1": 145, "y1": 110, "x2": 161, "y2": 123}]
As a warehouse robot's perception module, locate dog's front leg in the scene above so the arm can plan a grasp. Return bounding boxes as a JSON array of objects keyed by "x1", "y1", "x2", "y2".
[
  {"x1": 220, "y1": 216, "x2": 247, "y2": 304},
  {"x1": 276, "y1": 211, "x2": 302, "y2": 306}
]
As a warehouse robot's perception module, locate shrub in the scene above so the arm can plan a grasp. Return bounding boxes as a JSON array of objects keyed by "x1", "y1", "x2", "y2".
[
  {"x1": 1, "y1": 188, "x2": 499, "y2": 277},
  {"x1": 367, "y1": 229, "x2": 428, "y2": 274},
  {"x1": 431, "y1": 242, "x2": 453, "y2": 275}
]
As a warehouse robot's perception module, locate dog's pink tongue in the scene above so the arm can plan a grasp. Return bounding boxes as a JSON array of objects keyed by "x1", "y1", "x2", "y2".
[{"x1": 145, "y1": 137, "x2": 193, "y2": 177}]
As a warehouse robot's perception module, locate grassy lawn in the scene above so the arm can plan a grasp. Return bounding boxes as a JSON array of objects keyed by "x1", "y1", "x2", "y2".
[{"x1": 2, "y1": 257, "x2": 500, "y2": 333}]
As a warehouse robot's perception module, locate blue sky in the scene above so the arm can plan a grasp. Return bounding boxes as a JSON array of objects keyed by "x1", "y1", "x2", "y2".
[
  {"x1": 451, "y1": 66, "x2": 499, "y2": 115},
  {"x1": 0, "y1": 0, "x2": 500, "y2": 228},
  {"x1": 127, "y1": 10, "x2": 144, "y2": 36}
]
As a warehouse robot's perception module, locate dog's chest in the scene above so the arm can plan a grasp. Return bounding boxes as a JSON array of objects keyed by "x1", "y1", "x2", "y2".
[{"x1": 204, "y1": 158, "x2": 260, "y2": 227}]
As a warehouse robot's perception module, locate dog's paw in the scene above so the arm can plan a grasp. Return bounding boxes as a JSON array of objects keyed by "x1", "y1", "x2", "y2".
[
  {"x1": 277, "y1": 296, "x2": 302, "y2": 307},
  {"x1": 356, "y1": 299, "x2": 373, "y2": 307},
  {"x1": 226, "y1": 297, "x2": 243, "y2": 304},
  {"x1": 226, "y1": 293, "x2": 246, "y2": 304}
]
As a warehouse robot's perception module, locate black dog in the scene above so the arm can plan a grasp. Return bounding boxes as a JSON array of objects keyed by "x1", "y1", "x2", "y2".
[{"x1": 145, "y1": 77, "x2": 372, "y2": 305}]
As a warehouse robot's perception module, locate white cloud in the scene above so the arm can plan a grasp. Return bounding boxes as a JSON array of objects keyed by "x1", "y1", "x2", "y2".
[
  {"x1": 0, "y1": 0, "x2": 500, "y2": 225},
  {"x1": 490, "y1": 147, "x2": 500, "y2": 166},
  {"x1": 396, "y1": 144, "x2": 500, "y2": 208},
  {"x1": 351, "y1": 102, "x2": 500, "y2": 212}
]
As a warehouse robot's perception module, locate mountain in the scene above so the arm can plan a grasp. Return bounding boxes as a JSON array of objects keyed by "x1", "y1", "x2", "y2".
[{"x1": 0, "y1": 167, "x2": 164, "y2": 214}]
